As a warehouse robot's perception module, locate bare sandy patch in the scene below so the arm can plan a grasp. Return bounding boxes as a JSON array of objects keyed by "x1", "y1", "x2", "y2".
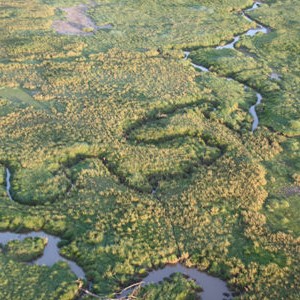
[{"x1": 52, "y1": 4, "x2": 112, "y2": 36}]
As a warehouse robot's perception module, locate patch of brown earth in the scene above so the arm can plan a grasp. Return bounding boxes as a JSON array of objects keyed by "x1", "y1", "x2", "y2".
[{"x1": 52, "y1": 4, "x2": 112, "y2": 36}]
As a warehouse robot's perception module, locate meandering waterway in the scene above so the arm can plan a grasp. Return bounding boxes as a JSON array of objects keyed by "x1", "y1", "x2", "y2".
[
  {"x1": 249, "y1": 92, "x2": 263, "y2": 132},
  {"x1": 185, "y1": 1, "x2": 269, "y2": 132},
  {"x1": 3, "y1": 169, "x2": 85, "y2": 279},
  {"x1": 3, "y1": 166, "x2": 232, "y2": 299},
  {"x1": 1, "y1": 2, "x2": 271, "y2": 299}
]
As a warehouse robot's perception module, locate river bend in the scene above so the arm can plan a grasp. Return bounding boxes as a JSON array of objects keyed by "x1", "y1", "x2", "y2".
[
  {"x1": 0, "y1": 231, "x2": 85, "y2": 279},
  {"x1": 185, "y1": 1, "x2": 268, "y2": 132}
]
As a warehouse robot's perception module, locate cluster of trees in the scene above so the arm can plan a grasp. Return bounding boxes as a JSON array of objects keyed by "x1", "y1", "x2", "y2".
[
  {"x1": 136, "y1": 273, "x2": 201, "y2": 300},
  {"x1": 4, "y1": 237, "x2": 47, "y2": 262},
  {"x1": 0, "y1": 256, "x2": 79, "y2": 300}
]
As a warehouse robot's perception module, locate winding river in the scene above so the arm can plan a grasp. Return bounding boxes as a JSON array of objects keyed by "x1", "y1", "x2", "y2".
[
  {"x1": 0, "y1": 231, "x2": 232, "y2": 299},
  {"x1": 2, "y1": 168, "x2": 85, "y2": 279},
  {"x1": 249, "y1": 92, "x2": 263, "y2": 132},
  {"x1": 185, "y1": 1, "x2": 268, "y2": 132},
  {"x1": 1, "y1": 2, "x2": 270, "y2": 299},
  {"x1": 2, "y1": 167, "x2": 233, "y2": 299}
]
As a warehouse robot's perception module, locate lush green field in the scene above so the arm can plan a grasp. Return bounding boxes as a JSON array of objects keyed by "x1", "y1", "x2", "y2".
[{"x1": 0, "y1": 0, "x2": 299, "y2": 299}]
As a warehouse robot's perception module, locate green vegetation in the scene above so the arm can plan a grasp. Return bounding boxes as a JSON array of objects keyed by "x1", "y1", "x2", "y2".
[
  {"x1": 0, "y1": 0, "x2": 299, "y2": 299},
  {"x1": 136, "y1": 273, "x2": 201, "y2": 300},
  {"x1": 0, "y1": 257, "x2": 78, "y2": 300},
  {"x1": 263, "y1": 137, "x2": 300, "y2": 235},
  {"x1": 4, "y1": 237, "x2": 47, "y2": 262},
  {"x1": 189, "y1": 0, "x2": 300, "y2": 136},
  {"x1": 0, "y1": 88, "x2": 46, "y2": 116}
]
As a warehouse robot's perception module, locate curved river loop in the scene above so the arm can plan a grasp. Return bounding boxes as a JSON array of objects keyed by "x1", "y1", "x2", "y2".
[
  {"x1": 0, "y1": 2, "x2": 270, "y2": 299},
  {"x1": 4, "y1": 167, "x2": 232, "y2": 299},
  {"x1": 0, "y1": 231, "x2": 85, "y2": 279}
]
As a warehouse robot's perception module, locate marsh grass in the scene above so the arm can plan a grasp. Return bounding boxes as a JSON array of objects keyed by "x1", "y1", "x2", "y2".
[{"x1": 0, "y1": 0, "x2": 299, "y2": 299}]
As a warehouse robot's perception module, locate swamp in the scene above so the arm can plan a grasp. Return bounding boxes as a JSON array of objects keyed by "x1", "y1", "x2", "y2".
[{"x1": 0, "y1": 0, "x2": 299, "y2": 299}]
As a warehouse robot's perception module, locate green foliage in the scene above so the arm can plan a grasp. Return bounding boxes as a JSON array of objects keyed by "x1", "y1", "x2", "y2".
[
  {"x1": 263, "y1": 137, "x2": 300, "y2": 235},
  {"x1": 12, "y1": 167, "x2": 69, "y2": 204},
  {"x1": 0, "y1": 0, "x2": 299, "y2": 299},
  {"x1": 136, "y1": 273, "x2": 201, "y2": 300},
  {"x1": 4, "y1": 237, "x2": 47, "y2": 262},
  {"x1": 0, "y1": 255, "x2": 79, "y2": 300}
]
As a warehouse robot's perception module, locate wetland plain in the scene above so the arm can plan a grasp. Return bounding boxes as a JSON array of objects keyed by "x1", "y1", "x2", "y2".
[{"x1": 0, "y1": 0, "x2": 299, "y2": 299}]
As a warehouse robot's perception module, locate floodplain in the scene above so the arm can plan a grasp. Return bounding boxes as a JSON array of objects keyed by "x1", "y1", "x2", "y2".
[{"x1": 0, "y1": 0, "x2": 299, "y2": 299}]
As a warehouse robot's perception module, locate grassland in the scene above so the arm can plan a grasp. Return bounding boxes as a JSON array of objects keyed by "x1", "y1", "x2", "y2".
[{"x1": 0, "y1": 0, "x2": 299, "y2": 299}]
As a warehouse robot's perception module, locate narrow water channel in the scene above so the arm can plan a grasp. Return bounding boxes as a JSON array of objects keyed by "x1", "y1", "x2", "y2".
[
  {"x1": 5, "y1": 168, "x2": 12, "y2": 201},
  {"x1": 185, "y1": 1, "x2": 269, "y2": 132},
  {"x1": 249, "y1": 92, "x2": 263, "y2": 132},
  {"x1": 2, "y1": 170, "x2": 85, "y2": 279}
]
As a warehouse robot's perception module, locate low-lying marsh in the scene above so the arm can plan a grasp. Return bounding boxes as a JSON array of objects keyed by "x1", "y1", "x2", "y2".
[{"x1": 0, "y1": 0, "x2": 299, "y2": 299}]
